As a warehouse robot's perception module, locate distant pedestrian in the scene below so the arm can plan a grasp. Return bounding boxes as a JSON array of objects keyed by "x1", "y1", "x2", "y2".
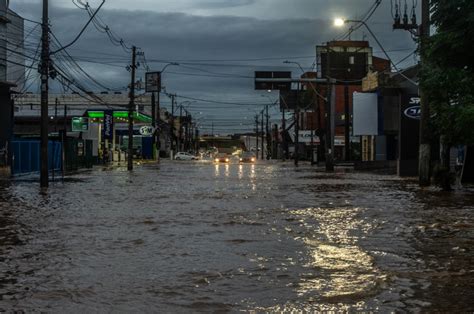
[{"x1": 103, "y1": 147, "x2": 109, "y2": 164}]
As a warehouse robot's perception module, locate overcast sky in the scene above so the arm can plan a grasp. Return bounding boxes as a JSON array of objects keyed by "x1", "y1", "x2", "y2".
[{"x1": 10, "y1": 0, "x2": 419, "y2": 134}]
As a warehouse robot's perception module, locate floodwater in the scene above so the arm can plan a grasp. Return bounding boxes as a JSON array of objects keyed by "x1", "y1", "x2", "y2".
[{"x1": 1, "y1": 160, "x2": 473, "y2": 312}]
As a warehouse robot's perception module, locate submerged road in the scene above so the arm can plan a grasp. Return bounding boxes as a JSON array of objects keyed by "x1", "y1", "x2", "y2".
[{"x1": 1, "y1": 160, "x2": 473, "y2": 312}]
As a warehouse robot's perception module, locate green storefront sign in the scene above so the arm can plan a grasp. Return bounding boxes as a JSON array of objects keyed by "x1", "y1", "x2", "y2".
[{"x1": 72, "y1": 117, "x2": 89, "y2": 132}]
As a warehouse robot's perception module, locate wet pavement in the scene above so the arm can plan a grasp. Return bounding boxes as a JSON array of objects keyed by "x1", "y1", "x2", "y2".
[{"x1": 1, "y1": 160, "x2": 473, "y2": 312}]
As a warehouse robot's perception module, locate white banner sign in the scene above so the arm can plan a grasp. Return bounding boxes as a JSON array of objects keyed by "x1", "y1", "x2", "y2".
[
  {"x1": 298, "y1": 131, "x2": 320, "y2": 144},
  {"x1": 353, "y1": 92, "x2": 378, "y2": 136}
]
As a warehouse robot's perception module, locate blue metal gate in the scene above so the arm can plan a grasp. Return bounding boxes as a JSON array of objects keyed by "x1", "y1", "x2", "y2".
[{"x1": 12, "y1": 140, "x2": 62, "y2": 176}]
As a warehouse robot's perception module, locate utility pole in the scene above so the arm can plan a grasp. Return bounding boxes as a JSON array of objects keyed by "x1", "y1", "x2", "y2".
[
  {"x1": 151, "y1": 92, "x2": 156, "y2": 159},
  {"x1": 178, "y1": 105, "x2": 183, "y2": 152},
  {"x1": 294, "y1": 106, "x2": 299, "y2": 167},
  {"x1": 265, "y1": 104, "x2": 270, "y2": 160},
  {"x1": 281, "y1": 108, "x2": 286, "y2": 160},
  {"x1": 344, "y1": 82, "x2": 351, "y2": 161},
  {"x1": 54, "y1": 98, "x2": 58, "y2": 132},
  {"x1": 127, "y1": 46, "x2": 137, "y2": 171},
  {"x1": 40, "y1": 0, "x2": 50, "y2": 188},
  {"x1": 62, "y1": 102, "x2": 67, "y2": 178},
  {"x1": 392, "y1": 0, "x2": 431, "y2": 185},
  {"x1": 170, "y1": 94, "x2": 175, "y2": 159},
  {"x1": 255, "y1": 115, "x2": 259, "y2": 159},
  {"x1": 186, "y1": 113, "x2": 191, "y2": 151},
  {"x1": 156, "y1": 90, "x2": 161, "y2": 156},
  {"x1": 325, "y1": 43, "x2": 335, "y2": 171},
  {"x1": 418, "y1": 0, "x2": 431, "y2": 186},
  {"x1": 261, "y1": 109, "x2": 264, "y2": 160},
  {"x1": 294, "y1": 84, "x2": 300, "y2": 167}
]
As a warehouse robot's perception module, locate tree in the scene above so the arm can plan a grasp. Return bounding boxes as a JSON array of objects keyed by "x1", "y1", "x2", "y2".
[{"x1": 421, "y1": 0, "x2": 474, "y2": 189}]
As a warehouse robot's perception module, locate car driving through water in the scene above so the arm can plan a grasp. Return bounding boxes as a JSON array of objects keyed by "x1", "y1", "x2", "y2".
[
  {"x1": 214, "y1": 153, "x2": 230, "y2": 163},
  {"x1": 174, "y1": 152, "x2": 198, "y2": 160},
  {"x1": 239, "y1": 152, "x2": 256, "y2": 163}
]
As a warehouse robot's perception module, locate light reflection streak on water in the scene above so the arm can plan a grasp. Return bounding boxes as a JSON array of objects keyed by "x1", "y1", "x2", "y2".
[
  {"x1": 291, "y1": 207, "x2": 385, "y2": 299},
  {"x1": 250, "y1": 165, "x2": 256, "y2": 190},
  {"x1": 3, "y1": 163, "x2": 473, "y2": 313},
  {"x1": 224, "y1": 164, "x2": 230, "y2": 177}
]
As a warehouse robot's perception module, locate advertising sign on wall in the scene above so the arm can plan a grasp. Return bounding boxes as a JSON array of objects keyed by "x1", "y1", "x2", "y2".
[
  {"x1": 72, "y1": 117, "x2": 89, "y2": 132},
  {"x1": 403, "y1": 97, "x2": 421, "y2": 120},
  {"x1": 353, "y1": 92, "x2": 378, "y2": 136},
  {"x1": 298, "y1": 131, "x2": 320, "y2": 144},
  {"x1": 103, "y1": 110, "x2": 114, "y2": 140}
]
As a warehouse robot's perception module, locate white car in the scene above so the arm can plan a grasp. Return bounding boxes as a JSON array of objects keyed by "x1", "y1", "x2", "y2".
[{"x1": 175, "y1": 152, "x2": 198, "y2": 160}]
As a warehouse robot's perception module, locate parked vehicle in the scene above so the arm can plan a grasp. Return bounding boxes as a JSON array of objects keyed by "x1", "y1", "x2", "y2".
[
  {"x1": 214, "y1": 153, "x2": 230, "y2": 163},
  {"x1": 239, "y1": 152, "x2": 256, "y2": 163},
  {"x1": 175, "y1": 152, "x2": 198, "y2": 160}
]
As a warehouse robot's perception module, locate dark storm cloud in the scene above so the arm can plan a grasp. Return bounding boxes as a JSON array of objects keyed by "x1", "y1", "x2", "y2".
[
  {"x1": 12, "y1": 1, "x2": 418, "y2": 129},
  {"x1": 193, "y1": 0, "x2": 257, "y2": 9}
]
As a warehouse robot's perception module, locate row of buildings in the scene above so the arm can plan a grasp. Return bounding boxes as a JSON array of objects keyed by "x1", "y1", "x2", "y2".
[
  {"x1": 0, "y1": 2, "x2": 469, "y2": 180},
  {"x1": 0, "y1": 0, "x2": 25, "y2": 174},
  {"x1": 0, "y1": 0, "x2": 199, "y2": 175},
  {"x1": 7, "y1": 92, "x2": 199, "y2": 173},
  {"x1": 264, "y1": 40, "x2": 467, "y2": 177}
]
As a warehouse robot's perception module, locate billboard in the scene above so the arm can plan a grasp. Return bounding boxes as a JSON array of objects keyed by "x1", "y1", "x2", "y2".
[
  {"x1": 255, "y1": 71, "x2": 291, "y2": 91},
  {"x1": 145, "y1": 72, "x2": 161, "y2": 93},
  {"x1": 353, "y1": 92, "x2": 378, "y2": 136}
]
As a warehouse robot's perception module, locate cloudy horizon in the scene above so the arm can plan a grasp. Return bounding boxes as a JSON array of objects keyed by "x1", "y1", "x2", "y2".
[{"x1": 9, "y1": 0, "x2": 419, "y2": 133}]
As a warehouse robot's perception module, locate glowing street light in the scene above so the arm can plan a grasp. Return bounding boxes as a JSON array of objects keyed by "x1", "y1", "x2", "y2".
[{"x1": 334, "y1": 18, "x2": 345, "y2": 27}]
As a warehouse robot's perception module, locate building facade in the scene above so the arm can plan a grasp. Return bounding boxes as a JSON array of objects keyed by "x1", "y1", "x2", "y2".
[
  {"x1": 0, "y1": 1, "x2": 23, "y2": 173},
  {"x1": 278, "y1": 41, "x2": 390, "y2": 162}
]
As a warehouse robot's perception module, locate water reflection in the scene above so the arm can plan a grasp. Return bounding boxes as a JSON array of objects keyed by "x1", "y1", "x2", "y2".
[
  {"x1": 224, "y1": 164, "x2": 230, "y2": 177},
  {"x1": 290, "y1": 206, "x2": 385, "y2": 300},
  {"x1": 0, "y1": 163, "x2": 472, "y2": 312}
]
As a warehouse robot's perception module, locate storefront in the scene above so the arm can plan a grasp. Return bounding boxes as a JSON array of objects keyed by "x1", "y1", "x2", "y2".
[{"x1": 76, "y1": 110, "x2": 154, "y2": 162}]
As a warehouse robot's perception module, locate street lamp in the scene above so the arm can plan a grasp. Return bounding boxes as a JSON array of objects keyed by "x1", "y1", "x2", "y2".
[
  {"x1": 333, "y1": 18, "x2": 413, "y2": 80},
  {"x1": 283, "y1": 60, "x2": 306, "y2": 74},
  {"x1": 176, "y1": 101, "x2": 196, "y2": 152},
  {"x1": 285, "y1": 60, "x2": 320, "y2": 166},
  {"x1": 334, "y1": 18, "x2": 345, "y2": 27},
  {"x1": 151, "y1": 62, "x2": 179, "y2": 160}
]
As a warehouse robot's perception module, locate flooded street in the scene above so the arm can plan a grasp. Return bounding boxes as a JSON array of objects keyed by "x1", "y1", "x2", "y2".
[{"x1": 1, "y1": 161, "x2": 473, "y2": 312}]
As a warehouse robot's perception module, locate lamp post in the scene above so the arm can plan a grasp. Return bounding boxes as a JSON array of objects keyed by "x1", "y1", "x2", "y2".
[
  {"x1": 282, "y1": 60, "x2": 304, "y2": 166},
  {"x1": 332, "y1": 18, "x2": 387, "y2": 168},
  {"x1": 335, "y1": 17, "x2": 426, "y2": 179},
  {"x1": 176, "y1": 101, "x2": 196, "y2": 152},
  {"x1": 324, "y1": 43, "x2": 335, "y2": 171},
  {"x1": 284, "y1": 60, "x2": 319, "y2": 165},
  {"x1": 261, "y1": 94, "x2": 276, "y2": 160},
  {"x1": 153, "y1": 62, "x2": 178, "y2": 160}
]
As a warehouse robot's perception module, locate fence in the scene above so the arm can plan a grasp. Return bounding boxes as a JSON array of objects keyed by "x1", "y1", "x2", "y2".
[
  {"x1": 12, "y1": 140, "x2": 62, "y2": 176},
  {"x1": 64, "y1": 139, "x2": 94, "y2": 171}
]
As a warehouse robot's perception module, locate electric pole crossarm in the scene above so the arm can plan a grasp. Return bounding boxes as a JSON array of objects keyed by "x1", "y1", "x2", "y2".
[{"x1": 50, "y1": 0, "x2": 105, "y2": 55}]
